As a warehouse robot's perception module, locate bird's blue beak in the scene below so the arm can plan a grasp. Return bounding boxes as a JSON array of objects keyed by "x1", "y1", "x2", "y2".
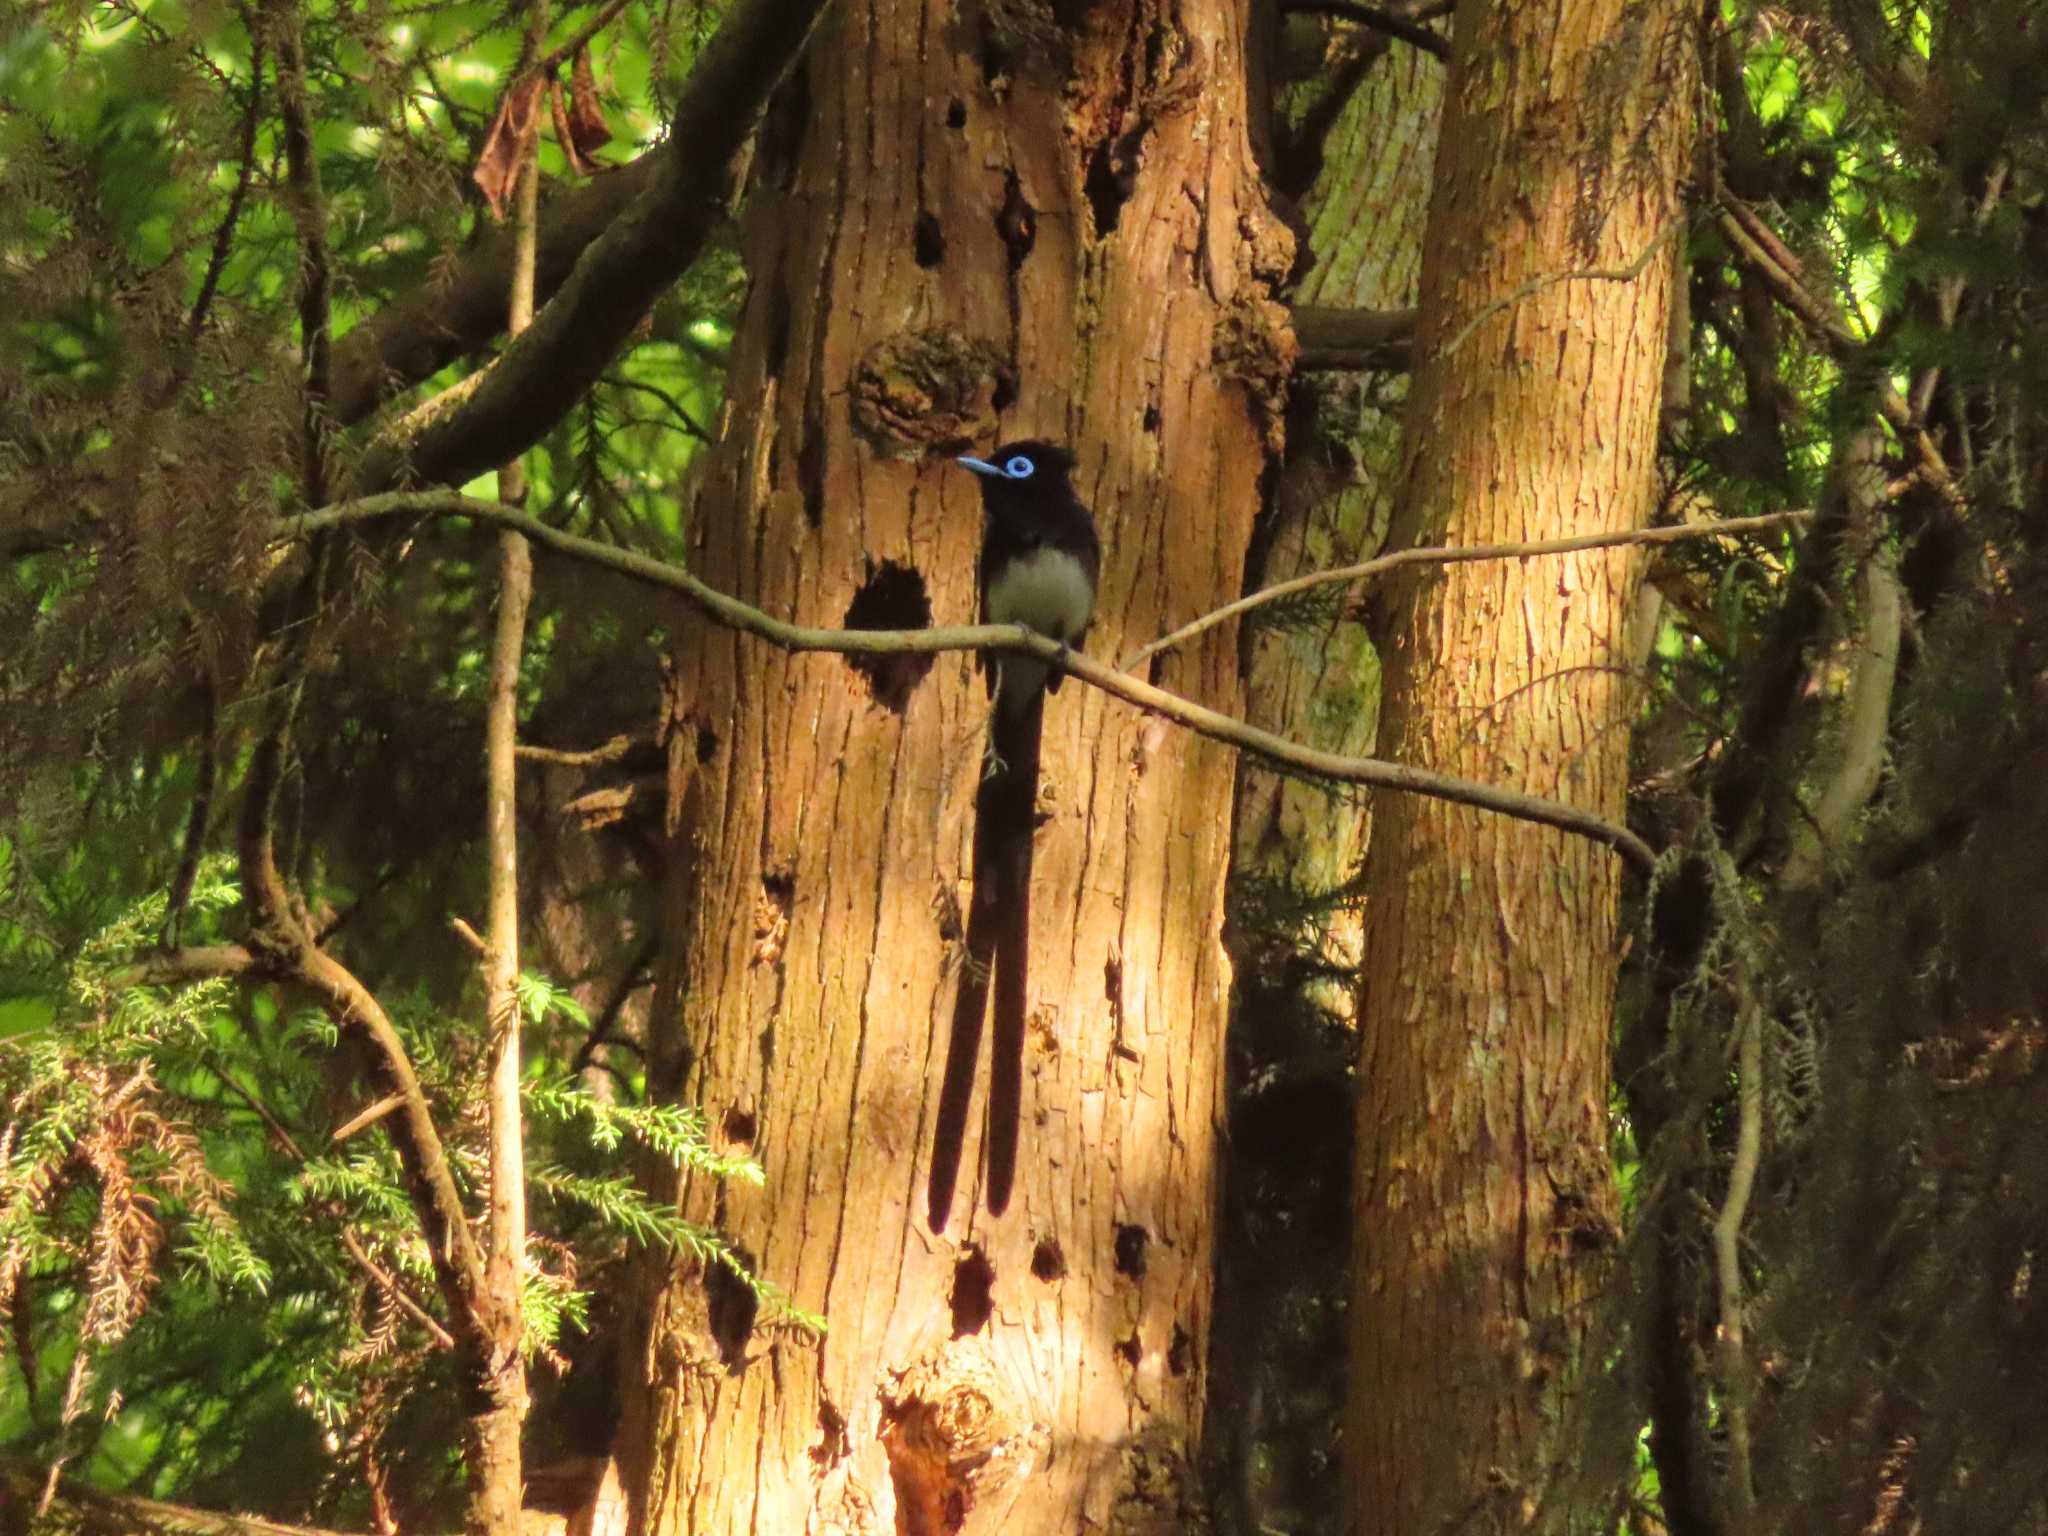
[{"x1": 956, "y1": 455, "x2": 1007, "y2": 478}]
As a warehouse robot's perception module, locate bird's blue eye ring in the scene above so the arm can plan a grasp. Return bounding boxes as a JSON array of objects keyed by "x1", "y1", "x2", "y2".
[{"x1": 1004, "y1": 455, "x2": 1035, "y2": 479}]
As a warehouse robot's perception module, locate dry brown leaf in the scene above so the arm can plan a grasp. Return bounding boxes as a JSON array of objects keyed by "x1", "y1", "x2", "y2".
[
  {"x1": 566, "y1": 46, "x2": 613, "y2": 160},
  {"x1": 473, "y1": 71, "x2": 546, "y2": 220},
  {"x1": 549, "y1": 75, "x2": 590, "y2": 177}
]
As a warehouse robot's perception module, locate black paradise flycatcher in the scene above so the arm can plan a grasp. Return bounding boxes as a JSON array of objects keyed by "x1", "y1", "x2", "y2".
[{"x1": 928, "y1": 441, "x2": 1102, "y2": 1231}]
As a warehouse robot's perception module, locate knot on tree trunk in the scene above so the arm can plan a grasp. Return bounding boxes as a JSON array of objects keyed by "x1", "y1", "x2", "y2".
[
  {"x1": 1213, "y1": 290, "x2": 1299, "y2": 454},
  {"x1": 849, "y1": 329, "x2": 1014, "y2": 459},
  {"x1": 880, "y1": 1341, "x2": 1035, "y2": 1534}
]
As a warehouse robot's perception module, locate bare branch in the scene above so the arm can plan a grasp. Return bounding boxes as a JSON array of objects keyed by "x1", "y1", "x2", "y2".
[
  {"x1": 1442, "y1": 217, "x2": 1682, "y2": 358},
  {"x1": 471, "y1": 50, "x2": 544, "y2": 1520},
  {"x1": 329, "y1": 1095, "x2": 405, "y2": 1145},
  {"x1": 110, "y1": 946, "x2": 262, "y2": 989},
  {"x1": 260, "y1": 0, "x2": 334, "y2": 504},
  {"x1": 1293, "y1": 305, "x2": 1416, "y2": 371},
  {"x1": 1279, "y1": 0, "x2": 1450, "y2": 59},
  {"x1": 1712, "y1": 990, "x2": 1764, "y2": 1522},
  {"x1": 514, "y1": 734, "x2": 644, "y2": 766},
  {"x1": 1779, "y1": 550, "x2": 1903, "y2": 890},
  {"x1": 280, "y1": 493, "x2": 1659, "y2": 872},
  {"x1": 1121, "y1": 510, "x2": 1815, "y2": 673}
]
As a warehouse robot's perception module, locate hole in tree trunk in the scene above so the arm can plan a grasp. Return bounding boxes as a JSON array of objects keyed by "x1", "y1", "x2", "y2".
[
  {"x1": 996, "y1": 172, "x2": 1036, "y2": 271},
  {"x1": 842, "y1": 560, "x2": 936, "y2": 711},
  {"x1": 950, "y1": 1246, "x2": 995, "y2": 1335},
  {"x1": 1031, "y1": 1238, "x2": 1066, "y2": 1282},
  {"x1": 705, "y1": 1244, "x2": 760, "y2": 1370},
  {"x1": 979, "y1": 34, "x2": 1011, "y2": 86},
  {"x1": 914, "y1": 212, "x2": 946, "y2": 268},
  {"x1": 1114, "y1": 1223, "x2": 1149, "y2": 1280},
  {"x1": 812, "y1": 1400, "x2": 850, "y2": 1465},
  {"x1": 1084, "y1": 124, "x2": 1147, "y2": 238}
]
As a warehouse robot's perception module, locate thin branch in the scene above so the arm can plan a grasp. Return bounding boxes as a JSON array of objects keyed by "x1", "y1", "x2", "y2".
[
  {"x1": 472, "y1": 35, "x2": 544, "y2": 1520},
  {"x1": 280, "y1": 493, "x2": 1659, "y2": 872},
  {"x1": 1779, "y1": 549, "x2": 1903, "y2": 890},
  {"x1": 235, "y1": 712, "x2": 495, "y2": 1363},
  {"x1": 341, "y1": 1229, "x2": 458, "y2": 1352},
  {"x1": 161, "y1": 681, "x2": 219, "y2": 950},
  {"x1": 262, "y1": 0, "x2": 333, "y2": 504},
  {"x1": 1442, "y1": 217, "x2": 1681, "y2": 358},
  {"x1": 1121, "y1": 510, "x2": 1814, "y2": 673},
  {"x1": 570, "y1": 932, "x2": 658, "y2": 1076},
  {"x1": 537, "y1": 0, "x2": 633, "y2": 72},
  {"x1": 329, "y1": 1095, "x2": 405, "y2": 1144},
  {"x1": 604, "y1": 374, "x2": 713, "y2": 440},
  {"x1": 111, "y1": 945, "x2": 262, "y2": 989},
  {"x1": 207, "y1": 1064, "x2": 456, "y2": 1352},
  {"x1": 4, "y1": 1465, "x2": 368, "y2": 1536},
  {"x1": 1711, "y1": 992, "x2": 1764, "y2": 1522},
  {"x1": 514, "y1": 733, "x2": 644, "y2": 766},
  {"x1": 1715, "y1": 192, "x2": 1966, "y2": 513},
  {"x1": 176, "y1": 29, "x2": 265, "y2": 378},
  {"x1": 1279, "y1": 0, "x2": 1450, "y2": 59}
]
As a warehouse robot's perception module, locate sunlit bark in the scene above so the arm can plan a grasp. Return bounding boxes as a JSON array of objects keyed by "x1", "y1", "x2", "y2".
[
  {"x1": 615, "y1": 0, "x2": 1294, "y2": 1528},
  {"x1": 1348, "y1": 2, "x2": 1696, "y2": 1529}
]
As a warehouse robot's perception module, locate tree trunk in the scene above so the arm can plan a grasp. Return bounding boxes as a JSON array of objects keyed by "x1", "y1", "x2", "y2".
[
  {"x1": 616, "y1": 0, "x2": 1293, "y2": 1528},
  {"x1": 1210, "y1": 33, "x2": 1441, "y2": 1534},
  {"x1": 1348, "y1": 3, "x2": 1694, "y2": 1531}
]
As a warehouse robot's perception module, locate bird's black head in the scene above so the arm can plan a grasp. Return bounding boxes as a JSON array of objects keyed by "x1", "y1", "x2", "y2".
[{"x1": 955, "y1": 440, "x2": 1077, "y2": 513}]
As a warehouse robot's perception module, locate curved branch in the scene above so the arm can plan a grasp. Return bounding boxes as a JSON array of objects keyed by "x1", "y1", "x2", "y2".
[
  {"x1": 1779, "y1": 550, "x2": 1903, "y2": 890},
  {"x1": 1121, "y1": 509, "x2": 1814, "y2": 673},
  {"x1": 282, "y1": 493, "x2": 1659, "y2": 873}
]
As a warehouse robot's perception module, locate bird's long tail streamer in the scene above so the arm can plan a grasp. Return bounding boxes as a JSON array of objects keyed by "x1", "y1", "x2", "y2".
[{"x1": 927, "y1": 690, "x2": 1042, "y2": 1231}]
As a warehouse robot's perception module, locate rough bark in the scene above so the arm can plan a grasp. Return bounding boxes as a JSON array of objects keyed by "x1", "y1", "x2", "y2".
[
  {"x1": 1347, "y1": 2, "x2": 1695, "y2": 1531},
  {"x1": 1236, "y1": 31, "x2": 1444, "y2": 993},
  {"x1": 1214, "y1": 34, "x2": 1440, "y2": 1532},
  {"x1": 616, "y1": 0, "x2": 1293, "y2": 1529}
]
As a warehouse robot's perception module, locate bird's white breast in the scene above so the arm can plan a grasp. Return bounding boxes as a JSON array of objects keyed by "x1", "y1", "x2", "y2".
[{"x1": 986, "y1": 546, "x2": 1095, "y2": 643}]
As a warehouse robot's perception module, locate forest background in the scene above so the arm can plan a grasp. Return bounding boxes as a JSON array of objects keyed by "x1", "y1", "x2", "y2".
[{"x1": 3, "y1": 0, "x2": 2046, "y2": 1532}]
